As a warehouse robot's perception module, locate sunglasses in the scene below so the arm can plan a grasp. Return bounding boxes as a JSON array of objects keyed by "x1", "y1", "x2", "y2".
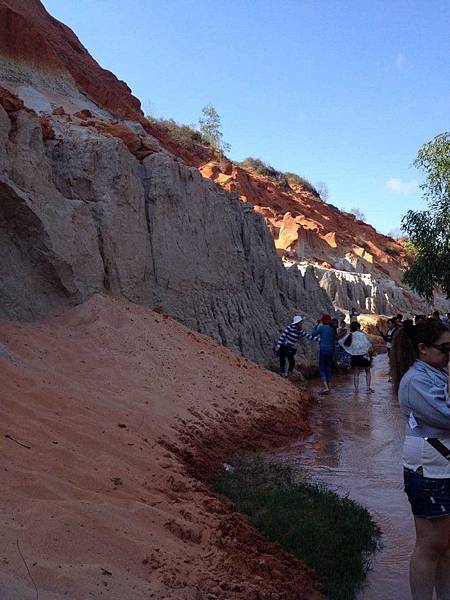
[{"x1": 430, "y1": 343, "x2": 450, "y2": 354}]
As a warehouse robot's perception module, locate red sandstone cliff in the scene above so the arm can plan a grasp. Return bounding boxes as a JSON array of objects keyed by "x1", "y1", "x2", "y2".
[
  {"x1": 0, "y1": 0, "x2": 409, "y2": 295},
  {"x1": 0, "y1": 0, "x2": 142, "y2": 119},
  {"x1": 199, "y1": 160, "x2": 408, "y2": 283},
  {"x1": 1, "y1": 0, "x2": 442, "y2": 326}
]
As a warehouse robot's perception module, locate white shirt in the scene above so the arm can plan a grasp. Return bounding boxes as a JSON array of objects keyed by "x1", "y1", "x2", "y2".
[
  {"x1": 403, "y1": 435, "x2": 450, "y2": 478},
  {"x1": 338, "y1": 331, "x2": 372, "y2": 356}
]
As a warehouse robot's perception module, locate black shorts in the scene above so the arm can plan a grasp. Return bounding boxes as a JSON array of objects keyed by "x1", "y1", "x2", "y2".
[
  {"x1": 351, "y1": 354, "x2": 371, "y2": 368},
  {"x1": 404, "y1": 468, "x2": 450, "y2": 518}
]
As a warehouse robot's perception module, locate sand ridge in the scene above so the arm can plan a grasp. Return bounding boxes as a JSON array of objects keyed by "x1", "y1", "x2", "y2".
[{"x1": 0, "y1": 294, "x2": 322, "y2": 599}]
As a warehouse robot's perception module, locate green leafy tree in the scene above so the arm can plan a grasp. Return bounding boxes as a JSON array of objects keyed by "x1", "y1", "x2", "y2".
[
  {"x1": 199, "y1": 104, "x2": 231, "y2": 155},
  {"x1": 402, "y1": 132, "x2": 450, "y2": 300}
]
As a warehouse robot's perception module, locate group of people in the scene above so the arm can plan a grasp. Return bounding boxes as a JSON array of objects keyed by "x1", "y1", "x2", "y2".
[
  {"x1": 276, "y1": 308, "x2": 450, "y2": 598},
  {"x1": 379, "y1": 310, "x2": 450, "y2": 359},
  {"x1": 274, "y1": 308, "x2": 374, "y2": 395}
]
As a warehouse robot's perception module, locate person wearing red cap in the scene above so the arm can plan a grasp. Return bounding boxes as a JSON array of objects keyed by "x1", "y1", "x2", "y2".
[{"x1": 311, "y1": 314, "x2": 338, "y2": 394}]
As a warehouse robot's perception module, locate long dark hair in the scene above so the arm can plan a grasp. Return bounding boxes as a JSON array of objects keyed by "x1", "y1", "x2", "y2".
[
  {"x1": 344, "y1": 321, "x2": 360, "y2": 347},
  {"x1": 390, "y1": 320, "x2": 449, "y2": 392}
]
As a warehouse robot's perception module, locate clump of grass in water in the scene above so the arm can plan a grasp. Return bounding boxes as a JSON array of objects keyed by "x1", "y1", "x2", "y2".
[{"x1": 215, "y1": 457, "x2": 382, "y2": 600}]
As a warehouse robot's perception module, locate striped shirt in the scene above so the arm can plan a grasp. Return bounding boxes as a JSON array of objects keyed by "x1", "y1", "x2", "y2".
[{"x1": 277, "y1": 324, "x2": 319, "y2": 349}]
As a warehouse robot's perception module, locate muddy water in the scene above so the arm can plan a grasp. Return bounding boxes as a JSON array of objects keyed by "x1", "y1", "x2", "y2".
[{"x1": 275, "y1": 355, "x2": 414, "y2": 600}]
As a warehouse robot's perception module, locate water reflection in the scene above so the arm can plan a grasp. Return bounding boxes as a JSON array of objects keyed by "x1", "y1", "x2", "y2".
[{"x1": 275, "y1": 356, "x2": 414, "y2": 600}]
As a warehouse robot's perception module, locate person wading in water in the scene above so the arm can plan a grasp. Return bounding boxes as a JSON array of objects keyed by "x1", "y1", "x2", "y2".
[
  {"x1": 275, "y1": 316, "x2": 319, "y2": 378},
  {"x1": 391, "y1": 319, "x2": 450, "y2": 600},
  {"x1": 311, "y1": 314, "x2": 338, "y2": 395},
  {"x1": 339, "y1": 321, "x2": 374, "y2": 393}
]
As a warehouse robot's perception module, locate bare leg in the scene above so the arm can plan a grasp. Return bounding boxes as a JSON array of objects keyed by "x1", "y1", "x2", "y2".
[
  {"x1": 365, "y1": 367, "x2": 374, "y2": 392},
  {"x1": 353, "y1": 367, "x2": 359, "y2": 392},
  {"x1": 319, "y1": 380, "x2": 330, "y2": 395},
  {"x1": 436, "y1": 547, "x2": 450, "y2": 599},
  {"x1": 410, "y1": 515, "x2": 450, "y2": 600},
  {"x1": 318, "y1": 350, "x2": 330, "y2": 394}
]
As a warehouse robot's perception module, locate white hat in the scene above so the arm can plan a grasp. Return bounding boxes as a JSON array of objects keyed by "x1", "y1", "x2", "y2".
[{"x1": 292, "y1": 315, "x2": 304, "y2": 324}]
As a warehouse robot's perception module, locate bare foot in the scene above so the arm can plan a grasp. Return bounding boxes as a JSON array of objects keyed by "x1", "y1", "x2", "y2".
[{"x1": 367, "y1": 388, "x2": 375, "y2": 393}]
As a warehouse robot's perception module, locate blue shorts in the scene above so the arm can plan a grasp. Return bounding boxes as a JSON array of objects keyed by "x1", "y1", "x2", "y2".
[{"x1": 404, "y1": 468, "x2": 450, "y2": 519}]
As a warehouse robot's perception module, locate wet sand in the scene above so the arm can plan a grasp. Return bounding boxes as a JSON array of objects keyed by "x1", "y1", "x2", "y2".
[{"x1": 276, "y1": 355, "x2": 414, "y2": 600}]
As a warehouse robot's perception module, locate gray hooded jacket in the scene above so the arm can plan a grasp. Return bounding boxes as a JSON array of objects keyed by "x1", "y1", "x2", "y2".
[{"x1": 399, "y1": 360, "x2": 450, "y2": 438}]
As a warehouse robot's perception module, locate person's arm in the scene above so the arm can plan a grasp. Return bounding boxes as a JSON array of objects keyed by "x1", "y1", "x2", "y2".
[
  {"x1": 298, "y1": 329, "x2": 320, "y2": 343},
  {"x1": 338, "y1": 333, "x2": 348, "y2": 347},
  {"x1": 402, "y1": 373, "x2": 450, "y2": 430},
  {"x1": 310, "y1": 324, "x2": 321, "y2": 338}
]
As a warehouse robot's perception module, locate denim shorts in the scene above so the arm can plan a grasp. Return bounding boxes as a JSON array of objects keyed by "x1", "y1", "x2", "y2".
[{"x1": 404, "y1": 468, "x2": 450, "y2": 519}]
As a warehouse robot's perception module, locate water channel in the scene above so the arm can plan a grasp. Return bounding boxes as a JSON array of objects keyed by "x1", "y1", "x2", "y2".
[{"x1": 275, "y1": 355, "x2": 415, "y2": 600}]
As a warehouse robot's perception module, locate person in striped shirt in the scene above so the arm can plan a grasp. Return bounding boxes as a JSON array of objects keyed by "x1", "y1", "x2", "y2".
[{"x1": 275, "y1": 315, "x2": 319, "y2": 377}]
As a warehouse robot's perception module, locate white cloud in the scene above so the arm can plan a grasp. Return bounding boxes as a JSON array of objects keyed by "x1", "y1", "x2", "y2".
[
  {"x1": 385, "y1": 178, "x2": 419, "y2": 194},
  {"x1": 395, "y1": 53, "x2": 406, "y2": 70}
]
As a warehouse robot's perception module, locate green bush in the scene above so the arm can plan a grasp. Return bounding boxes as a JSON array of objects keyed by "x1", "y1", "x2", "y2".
[
  {"x1": 283, "y1": 172, "x2": 319, "y2": 196},
  {"x1": 146, "y1": 116, "x2": 210, "y2": 148},
  {"x1": 239, "y1": 157, "x2": 282, "y2": 179},
  {"x1": 239, "y1": 159, "x2": 320, "y2": 197},
  {"x1": 403, "y1": 238, "x2": 418, "y2": 260},
  {"x1": 215, "y1": 457, "x2": 381, "y2": 600}
]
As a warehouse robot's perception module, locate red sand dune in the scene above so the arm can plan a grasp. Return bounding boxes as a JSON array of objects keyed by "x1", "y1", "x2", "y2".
[{"x1": 0, "y1": 294, "x2": 322, "y2": 599}]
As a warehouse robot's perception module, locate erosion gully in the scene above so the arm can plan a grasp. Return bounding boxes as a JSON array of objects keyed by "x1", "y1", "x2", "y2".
[{"x1": 273, "y1": 355, "x2": 414, "y2": 600}]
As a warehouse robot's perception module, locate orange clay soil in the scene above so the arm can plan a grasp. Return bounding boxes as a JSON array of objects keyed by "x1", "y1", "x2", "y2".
[{"x1": 0, "y1": 294, "x2": 322, "y2": 600}]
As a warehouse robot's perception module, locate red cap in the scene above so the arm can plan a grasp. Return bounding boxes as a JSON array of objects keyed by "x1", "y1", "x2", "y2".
[{"x1": 320, "y1": 314, "x2": 332, "y2": 324}]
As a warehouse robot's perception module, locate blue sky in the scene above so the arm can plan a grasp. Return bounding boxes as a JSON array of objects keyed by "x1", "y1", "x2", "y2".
[{"x1": 42, "y1": 0, "x2": 450, "y2": 234}]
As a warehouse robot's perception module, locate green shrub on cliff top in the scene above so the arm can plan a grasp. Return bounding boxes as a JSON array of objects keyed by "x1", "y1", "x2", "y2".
[
  {"x1": 146, "y1": 116, "x2": 209, "y2": 148},
  {"x1": 239, "y1": 158, "x2": 320, "y2": 197},
  {"x1": 283, "y1": 172, "x2": 320, "y2": 196},
  {"x1": 239, "y1": 157, "x2": 282, "y2": 179}
]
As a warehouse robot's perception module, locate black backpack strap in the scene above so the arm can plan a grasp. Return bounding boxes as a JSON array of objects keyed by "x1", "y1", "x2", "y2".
[{"x1": 425, "y1": 437, "x2": 450, "y2": 461}]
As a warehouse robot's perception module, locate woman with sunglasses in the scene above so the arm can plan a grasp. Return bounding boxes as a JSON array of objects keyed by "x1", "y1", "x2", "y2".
[{"x1": 391, "y1": 319, "x2": 450, "y2": 600}]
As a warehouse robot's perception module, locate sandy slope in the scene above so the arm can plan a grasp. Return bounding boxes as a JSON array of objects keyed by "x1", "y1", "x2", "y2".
[{"x1": 0, "y1": 294, "x2": 321, "y2": 600}]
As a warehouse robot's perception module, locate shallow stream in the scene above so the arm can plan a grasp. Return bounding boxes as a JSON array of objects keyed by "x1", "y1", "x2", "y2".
[{"x1": 274, "y1": 355, "x2": 414, "y2": 599}]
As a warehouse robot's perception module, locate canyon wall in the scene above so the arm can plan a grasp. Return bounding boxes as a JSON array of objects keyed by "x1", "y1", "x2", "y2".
[
  {"x1": 0, "y1": 85, "x2": 333, "y2": 366},
  {"x1": 202, "y1": 162, "x2": 449, "y2": 317},
  {"x1": 1, "y1": 0, "x2": 446, "y2": 377},
  {"x1": 286, "y1": 263, "x2": 445, "y2": 317}
]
